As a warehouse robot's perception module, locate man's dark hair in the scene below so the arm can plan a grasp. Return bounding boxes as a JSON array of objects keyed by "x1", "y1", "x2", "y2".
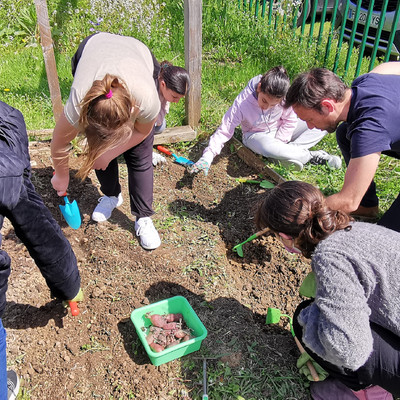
[{"x1": 285, "y1": 68, "x2": 349, "y2": 111}]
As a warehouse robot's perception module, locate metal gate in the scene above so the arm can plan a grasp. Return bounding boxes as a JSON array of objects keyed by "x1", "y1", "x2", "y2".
[{"x1": 239, "y1": 0, "x2": 400, "y2": 80}]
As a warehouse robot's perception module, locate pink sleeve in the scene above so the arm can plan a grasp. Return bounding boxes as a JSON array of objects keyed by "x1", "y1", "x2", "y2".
[
  {"x1": 203, "y1": 99, "x2": 243, "y2": 159},
  {"x1": 274, "y1": 106, "x2": 298, "y2": 143}
]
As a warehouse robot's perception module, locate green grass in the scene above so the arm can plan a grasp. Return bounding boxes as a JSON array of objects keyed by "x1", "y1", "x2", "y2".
[{"x1": 1, "y1": 0, "x2": 400, "y2": 398}]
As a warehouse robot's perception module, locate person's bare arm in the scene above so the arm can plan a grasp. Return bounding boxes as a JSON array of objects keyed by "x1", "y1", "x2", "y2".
[
  {"x1": 326, "y1": 152, "x2": 381, "y2": 213},
  {"x1": 370, "y1": 61, "x2": 400, "y2": 75},
  {"x1": 92, "y1": 118, "x2": 156, "y2": 170},
  {"x1": 50, "y1": 112, "x2": 79, "y2": 195}
]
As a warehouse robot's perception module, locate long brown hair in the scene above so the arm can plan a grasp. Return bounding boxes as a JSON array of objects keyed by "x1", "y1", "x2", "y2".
[
  {"x1": 255, "y1": 181, "x2": 353, "y2": 258},
  {"x1": 77, "y1": 74, "x2": 133, "y2": 179}
]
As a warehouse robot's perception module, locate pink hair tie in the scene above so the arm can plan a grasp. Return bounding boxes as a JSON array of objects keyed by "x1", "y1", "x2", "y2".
[{"x1": 105, "y1": 89, "x2": 113, "y2": 99}]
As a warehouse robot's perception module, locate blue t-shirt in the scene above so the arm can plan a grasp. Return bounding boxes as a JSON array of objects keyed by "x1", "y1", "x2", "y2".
[{"x1": 346, "y1": 73, "x2": 400, "y2": 158}]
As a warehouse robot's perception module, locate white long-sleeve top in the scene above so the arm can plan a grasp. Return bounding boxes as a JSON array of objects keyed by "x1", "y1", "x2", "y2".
[{"x1": 202, "y1": 75, "x2": 298, "y2": 163}]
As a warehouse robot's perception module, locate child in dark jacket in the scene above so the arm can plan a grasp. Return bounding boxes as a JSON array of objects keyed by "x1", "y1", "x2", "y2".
[{"x1": 0, "y1": 101, "x2": 82, "y2": 400}]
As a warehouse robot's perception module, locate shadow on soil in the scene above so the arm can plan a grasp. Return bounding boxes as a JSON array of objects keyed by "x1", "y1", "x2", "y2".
[{"x1": 3, "y1": 300, "x2": 68, "y2": 329}]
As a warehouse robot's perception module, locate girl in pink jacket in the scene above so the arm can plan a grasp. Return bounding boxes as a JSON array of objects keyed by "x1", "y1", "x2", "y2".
[{"x1": 189, "y1": 66, "x2": 341, "y2": 175}]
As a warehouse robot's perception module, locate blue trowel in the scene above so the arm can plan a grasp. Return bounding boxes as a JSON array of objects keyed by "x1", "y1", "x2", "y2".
[{"x1": 59, "y1": 193, "x2": 81, "y2": 229}]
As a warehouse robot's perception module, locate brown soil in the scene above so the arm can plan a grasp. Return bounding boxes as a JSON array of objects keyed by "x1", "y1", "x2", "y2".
[{"x1": 3, "y1": 140, "x2": 313, "y2": 399}]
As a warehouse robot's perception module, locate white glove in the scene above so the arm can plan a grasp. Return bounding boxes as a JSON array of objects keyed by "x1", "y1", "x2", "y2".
[{"x1": 152, "y1": 151, "x2": 167, "y2": 167}]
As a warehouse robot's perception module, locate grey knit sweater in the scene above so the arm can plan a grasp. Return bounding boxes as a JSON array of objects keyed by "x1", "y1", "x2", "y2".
[{"x1": 298, "y1": 222, "x2": 400, "y2": 371}]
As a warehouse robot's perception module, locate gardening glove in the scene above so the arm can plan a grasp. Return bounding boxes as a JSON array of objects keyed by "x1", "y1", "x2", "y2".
[
  {"x1": 152, "y1": 151, "x2": 166, "y2": 167},
  {"x1": 297, "y1": 352, "x2": 329, "y2": 382},
  {"x1": 62, "y1": 288, "x2": 84, "y2": 307},
  {"x1": 299, "y1": 271, "x2": 317, "y2": 298},
  {"x1": 187, "y1": 156, "x2": 211, "y2": 176}
]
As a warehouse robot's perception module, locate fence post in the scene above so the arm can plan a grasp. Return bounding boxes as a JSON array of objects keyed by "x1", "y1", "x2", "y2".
[
  {"x1": 34, "y1": 0, "x2": 63, "y2": 123},
  {"x1": 184, "y1": 0, "x2": 202, "y2": 127}
]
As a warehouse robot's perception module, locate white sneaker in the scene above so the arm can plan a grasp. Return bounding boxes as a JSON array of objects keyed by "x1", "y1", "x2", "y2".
[
  {"x1": 309, "y1": 150, "x2": 342, "y2": 169},
  {"x1": 135, "y1": 217, "x2": 161, "y2": 250},
  {"x1": 91, "y1": 193, "x2": 123, "y2": 222},
  {"x1": 7, "y1": 370, "x2": 20, "y2": 400}
]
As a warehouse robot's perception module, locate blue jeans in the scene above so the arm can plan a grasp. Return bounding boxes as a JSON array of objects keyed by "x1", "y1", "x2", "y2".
[{"x1": 0, "y1": 319, "x2": 6, "y2": 400}]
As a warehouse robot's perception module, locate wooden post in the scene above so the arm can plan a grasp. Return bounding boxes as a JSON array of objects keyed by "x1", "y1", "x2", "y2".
[
  {"x1": 184, "y1": 0, "x2": 202, "y2": 127},
  {"x1": 34, "y1": 0, "x2": 63, "y2": 123}
]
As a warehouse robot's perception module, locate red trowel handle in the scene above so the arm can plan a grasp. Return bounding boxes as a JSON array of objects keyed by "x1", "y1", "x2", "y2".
[
  {"x1": 68, "y1": 301, "x2": 80, "y2": 316},
  {"x1": 156, "y1": 146, "x2": 172, "y2": 156}
]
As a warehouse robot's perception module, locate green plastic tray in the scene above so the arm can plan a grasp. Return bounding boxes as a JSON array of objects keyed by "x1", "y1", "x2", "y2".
[{"x1": 130, "y1": 296, "x2": 207, "y2": 366}]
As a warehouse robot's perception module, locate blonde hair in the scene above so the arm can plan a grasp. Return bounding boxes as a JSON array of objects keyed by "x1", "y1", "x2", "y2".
[{"x1": 77, "y1": 74, "x2": 133, "y2": 179}]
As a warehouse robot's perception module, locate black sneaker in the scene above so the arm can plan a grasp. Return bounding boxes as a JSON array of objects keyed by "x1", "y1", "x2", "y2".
[
  {"x1": 7, "y1": 370, "x2": 20, "y2": 400},
  {"x1": 309, "y1": 150, "x2": 342, "y2": 169}
]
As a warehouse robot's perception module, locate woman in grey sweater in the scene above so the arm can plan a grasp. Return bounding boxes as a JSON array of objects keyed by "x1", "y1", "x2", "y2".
[{"x1": 256, "y1": 180, "x2": 400, "y2": 399}]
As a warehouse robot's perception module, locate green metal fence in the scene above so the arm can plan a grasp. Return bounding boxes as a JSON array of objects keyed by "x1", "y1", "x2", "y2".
[{"x1": 239, "y1": 0, "x2": 400, "y2": 80}]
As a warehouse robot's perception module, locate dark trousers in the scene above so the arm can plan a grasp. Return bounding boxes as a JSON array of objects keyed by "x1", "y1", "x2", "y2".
[
  {"x1": 0, "y1": 102, "x2": 80, "y2": 316},
  {"x1": 336, "y1": 123, "x2": 400, "y2": 232},
  {"x1": 71, "y1": 34, "x2": 160, "y2": 219},
  {"x1": 293, "y1": 300, "x2": 400, "y2": 396},
  {"x1": 3, "y1": 173, "x2": 81, "y2": 301},
  {"x1": 95, "y1": 130, "x2": 155, "y2": 218}
]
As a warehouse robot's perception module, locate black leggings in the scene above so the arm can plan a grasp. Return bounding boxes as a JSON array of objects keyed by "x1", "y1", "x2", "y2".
[{"x1": 293, "y1": 300, "x2": 400, "y2": 396}]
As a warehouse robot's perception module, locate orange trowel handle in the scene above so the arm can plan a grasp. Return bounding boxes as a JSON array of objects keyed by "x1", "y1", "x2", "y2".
[
  {"x1": 68, "y1": 301, "x2": 80, "y2": 316},
  {"x1": 156, "y1": 145, "x2": 172, "y2": 156}
]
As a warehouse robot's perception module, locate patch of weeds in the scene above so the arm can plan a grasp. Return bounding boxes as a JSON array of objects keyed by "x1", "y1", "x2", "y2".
[
  {"x1": 80, "y1": 336, "x2": 110, "y2": 353},
  {"x1": 107, "y1": 294, "x2": 121, "y2": 302},
  {"x1": 154, "y1": 214, "x2": 179, "y2": 231},
  {"x1": 158, "y1": 205, "x2": 202, "y2": 234},
  {"x1": 17, "y1": 388, "x2": 31, "y2": 400},
  {"x1": 189, "y1": 233, "x2": 217, "y2": 247},
  {"x1": 130, "y1": 338, "x2": 142, "y2": 356},
  {"x1": 193, "y1": 360, "x2": 308, "y2": 400},
  {"x1": 12, "y1": 353, "x2": 26, "y2": 365},
  {"x1": 182, "y1": 358, "x2": 196, "y2": 371},
  {"x1": 183, "y1": 253, "x2": 224, "y2": 283}
]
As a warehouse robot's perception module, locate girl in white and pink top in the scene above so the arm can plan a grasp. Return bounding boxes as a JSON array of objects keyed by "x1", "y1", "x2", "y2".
[{"x1": 189, "y1": 66, "x2": 341, "y2": 175}]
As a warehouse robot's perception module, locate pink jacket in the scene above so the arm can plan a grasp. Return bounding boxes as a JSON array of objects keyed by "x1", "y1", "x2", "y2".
[
  {"x1": 202, "y1": 75, "x2": 298, "y2": 162},
  {"x1": 155, "y1": 92, "x2": 170, "y2": 127}
]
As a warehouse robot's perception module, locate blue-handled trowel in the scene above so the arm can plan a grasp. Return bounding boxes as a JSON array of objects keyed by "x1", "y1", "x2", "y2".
[{"x1": 59, "y1": 193, "x2": 81, "y2": 229}]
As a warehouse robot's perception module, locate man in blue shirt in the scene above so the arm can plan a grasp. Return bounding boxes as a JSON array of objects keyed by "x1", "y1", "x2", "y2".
[{"x1": 284, "y1": 62, "x2": 400, "y2": 232}]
